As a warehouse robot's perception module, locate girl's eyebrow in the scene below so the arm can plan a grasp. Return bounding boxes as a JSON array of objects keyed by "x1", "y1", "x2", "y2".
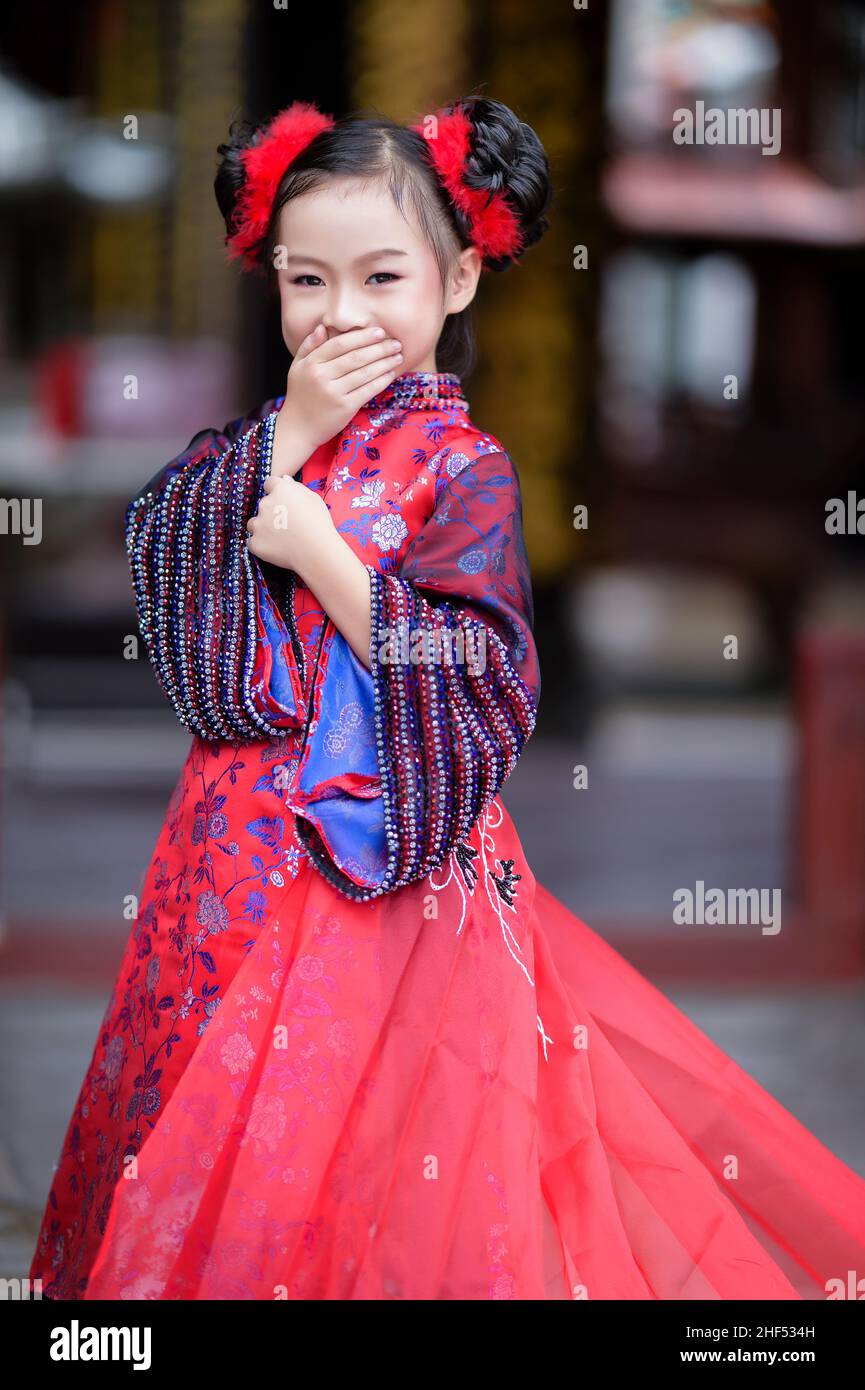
[{"x1": 282, "y1": 249, "x2": 410, "y2": 267}]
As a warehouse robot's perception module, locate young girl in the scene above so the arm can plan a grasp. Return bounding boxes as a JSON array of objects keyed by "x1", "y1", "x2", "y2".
[{"x1": 31, "y1": 96, "x2": 865, "y2": 1301}]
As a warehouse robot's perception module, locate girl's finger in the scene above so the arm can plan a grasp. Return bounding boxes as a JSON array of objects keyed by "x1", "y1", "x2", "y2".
[
  {"x1": 328, "y1": 339, "x2": 402, "y2": 384},
  {"x1": 343, "y1": 363, "x2": 405, "y2": 404},
  {"x1": 312, "y1": 325, "x2": 387, "y2": 364},
  {"x1": 292, "y1": 323, "x2": 327, "y2": 361},
  {"x1": 338, "y1": 354, "x2": 404, "y2": 398}
]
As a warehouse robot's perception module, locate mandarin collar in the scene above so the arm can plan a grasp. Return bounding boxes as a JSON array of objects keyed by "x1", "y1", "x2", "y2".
[{"x1": 365, "y1": 370, "x2": 468, "y2": 414}]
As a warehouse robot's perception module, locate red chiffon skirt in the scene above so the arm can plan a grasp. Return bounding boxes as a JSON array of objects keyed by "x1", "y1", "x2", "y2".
[{"x1": 33, "y1": 789, "x2": 857, "y2": 1301}]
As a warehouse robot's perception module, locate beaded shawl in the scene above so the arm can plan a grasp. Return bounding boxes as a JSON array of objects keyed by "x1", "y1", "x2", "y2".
[{"x1": 125, "y1": 371, "x2": 540, "y2": 901}]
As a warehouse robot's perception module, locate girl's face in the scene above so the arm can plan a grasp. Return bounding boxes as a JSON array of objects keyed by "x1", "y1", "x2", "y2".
[{"x1": 273, "y1": 177, "x2": 480, "y2": 374}]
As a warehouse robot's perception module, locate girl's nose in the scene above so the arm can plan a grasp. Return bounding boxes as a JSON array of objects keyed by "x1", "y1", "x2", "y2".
[
  {"x1": 321, "y1": 302, "x2": 370, "y2": 336},
  {"x1": 323, "y1": 320, "x2": 369, "y2": 337}
]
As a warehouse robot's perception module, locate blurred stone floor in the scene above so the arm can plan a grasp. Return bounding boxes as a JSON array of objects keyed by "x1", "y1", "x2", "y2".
[{"x1": 3, "y1": 698, "x2": 865, "y2": 1285}]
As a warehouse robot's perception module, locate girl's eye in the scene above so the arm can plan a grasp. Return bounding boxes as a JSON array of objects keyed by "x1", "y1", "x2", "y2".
[{"x1": 291, "y1": 273, "x2": 400, "y2": 287}]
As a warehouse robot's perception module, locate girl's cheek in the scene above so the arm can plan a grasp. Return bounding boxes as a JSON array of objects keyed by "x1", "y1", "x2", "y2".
[
  {"x1": 378, "y1": 307, "x2": 414, "y2": 341},
  {"x1": 281, "y1": 307, "x2": 310, "y2": 352}
]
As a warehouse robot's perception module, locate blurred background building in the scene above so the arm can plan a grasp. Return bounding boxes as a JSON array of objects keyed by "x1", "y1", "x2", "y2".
[{"x1": 1, "y1": 0, "x2": 864, "y2": 1277}]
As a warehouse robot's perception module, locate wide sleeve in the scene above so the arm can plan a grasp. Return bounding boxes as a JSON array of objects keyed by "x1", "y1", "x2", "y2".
[
  {"x1": 125, "y1": 398, "x2": 310, "y2": 740},
  {"x1": 285, "y1": 448, "x2": 540, "y2": 900}
]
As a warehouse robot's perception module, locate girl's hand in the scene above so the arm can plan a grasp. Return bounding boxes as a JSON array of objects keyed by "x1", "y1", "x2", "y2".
[
  {"x1": 279, "y1": 323, "x2": 405, "y2": 454},
  {"x1": 246, "y1": 472, "x2": 332, "y2": 574}
]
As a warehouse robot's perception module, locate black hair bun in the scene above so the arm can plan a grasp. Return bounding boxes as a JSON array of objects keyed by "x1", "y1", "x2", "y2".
[
  {"x1": 457, "y1": 95, "x2": 553, "y2": 270},
  {"x1": 214, "y1": 117, "x2": 260, "y2": 239}
]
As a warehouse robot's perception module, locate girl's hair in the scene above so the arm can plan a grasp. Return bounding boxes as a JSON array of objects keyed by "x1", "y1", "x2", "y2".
[{"x1": 214, "y1": 96, "x2": 554, "y2": 378}]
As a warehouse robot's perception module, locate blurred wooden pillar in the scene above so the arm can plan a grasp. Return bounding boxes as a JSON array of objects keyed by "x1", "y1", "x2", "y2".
[
  {"x1": 349, "y1": 0, "x2": 472, "y2": 115},
  {"x1": 474, "y1": 0, "x2": 606, "y2": 587},
  {"x1": 89, "y1": 0, "x2": 169, "y2": 333},
  {"x1": 169, "y1": 0, "x2": 245, "y2": 342},
  {"x1": 477, "y1": 0, "x2": 607, "y2": 735},
  {"x1": 86, "y1": 0, "x2": 245, "y2": 347}
]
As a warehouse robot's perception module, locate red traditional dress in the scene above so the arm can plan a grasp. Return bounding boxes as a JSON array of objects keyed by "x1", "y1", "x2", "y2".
[{"x1": 30, "y1": 371, "x2": 865, "y2": 1300}]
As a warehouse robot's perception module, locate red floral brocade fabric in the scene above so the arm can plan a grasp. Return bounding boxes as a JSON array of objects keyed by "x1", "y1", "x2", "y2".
[{"x1": 29, "y1": 373, "x2": 865, "y2": 1300}]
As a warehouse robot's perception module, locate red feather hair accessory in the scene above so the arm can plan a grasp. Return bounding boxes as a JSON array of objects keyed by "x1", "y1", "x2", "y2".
[
  {"x1": 410, "y1": 102, "x2": 524, "y2": 264},
  {"x1": 226, "y1": 100, "x2": 335, "y2": 269}
]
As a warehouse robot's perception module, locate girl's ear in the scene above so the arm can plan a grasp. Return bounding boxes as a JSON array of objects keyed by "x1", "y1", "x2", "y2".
[{"x1": 446, "y1": 246, "x2": 482, "y2": 315}]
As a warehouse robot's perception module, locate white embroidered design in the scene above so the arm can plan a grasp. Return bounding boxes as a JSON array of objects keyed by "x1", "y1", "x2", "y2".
[
  {"x1": 350, "y1": 477, "x2": 386, "y2": 509},
  {"x1": 428, "y1": 798, "x2": 532, "y2": 983},
  {"x1": 537, "y1": 1014, "x2": 554, "y2": 1062},
  {"x1": 371, "y1": 512, "x2": 409, "y2": 552},
  {"x1": 427, "y1": 798, "x2": 553, "y2": 1060}
]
